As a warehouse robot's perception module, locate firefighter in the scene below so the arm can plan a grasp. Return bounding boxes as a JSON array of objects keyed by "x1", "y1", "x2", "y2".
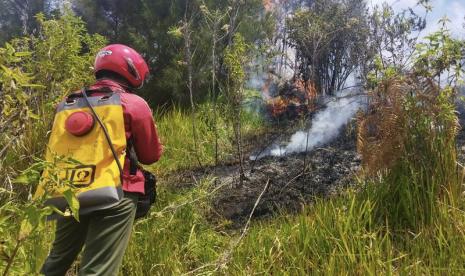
[{"x1": 40, "y1": 44, "x2": 163, "y2": 276}]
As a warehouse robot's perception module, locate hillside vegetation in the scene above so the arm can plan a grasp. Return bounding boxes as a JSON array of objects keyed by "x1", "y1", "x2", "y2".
[{"x1": 1, "y1": 1, "x2": 465, "y2": 275}]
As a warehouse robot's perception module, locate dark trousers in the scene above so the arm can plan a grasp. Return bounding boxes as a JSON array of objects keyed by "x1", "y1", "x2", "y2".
[{"x1": 41, "y1": 193, "x2": 138, "y2": 276}]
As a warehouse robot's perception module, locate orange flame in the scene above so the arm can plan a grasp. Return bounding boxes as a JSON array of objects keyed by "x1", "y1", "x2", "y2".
[
  {"x1": 265, "y1": 78, "x2": 319, "y2": 118},
  {"x1": 263, "y1": 0, "x2": 274, "y2": 11},
  {"x1": 267, "y1": 96, "x2": 288, "y2": 117},
  {"x1": 294, "y1": 78, "x2": 317, "y2": 102}
]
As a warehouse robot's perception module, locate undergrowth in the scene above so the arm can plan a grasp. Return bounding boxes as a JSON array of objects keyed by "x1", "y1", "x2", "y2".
[
  {"x1": 118, "y1": 75, "x2": 465, "y2": 275},
  {"x1": 152, "y1": 102, "x2": 264, "y2": 175},
  {"x1": 118, "y1": 183, "x2": 465, "y2": 275},
  {"x1": 2, "y1": 9, "x2": 465, "y2": 276},
  {"x1": 119, "y1": 50, "x2": 465, "y2": 274},
  {"x1": 5, "y1": 84, "x2": 465, "y2": 275}
]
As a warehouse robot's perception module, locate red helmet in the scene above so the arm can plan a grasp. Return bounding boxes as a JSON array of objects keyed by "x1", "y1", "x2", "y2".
[{"x1": 94, "y1": 44, "x2": 149, "y2": 88}]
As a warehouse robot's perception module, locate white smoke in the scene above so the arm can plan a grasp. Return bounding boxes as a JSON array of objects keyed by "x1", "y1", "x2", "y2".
[{"x1": 251, "y1": 90, "x2": 363, "y2": 160}]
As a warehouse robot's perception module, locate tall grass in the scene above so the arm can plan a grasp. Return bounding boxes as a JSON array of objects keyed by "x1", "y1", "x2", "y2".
[
  {"x1": 6, "y1": 78, "x2": 465, "y2": 275},
  {"x1": 118, "y1": 78, "x2": 465, "y2": 275},
  {"x1": 152, "y1": 102, "x2": 264, "y2": 175},
  {"x1": 122, "y1": 179, "x2": 226, "y2": 275},
  {"x1": 151, "y1": 105, "x2": 229, "y2": 174},
  {"x1": 119, "y1": 183, "x2": 465, "y2": 275},
  {"x1": 358, "y1": 79, "x2": 462, "y2": 230},
  {"x1": 227, "y1": 189, "x2": 465, "y2": 274}
]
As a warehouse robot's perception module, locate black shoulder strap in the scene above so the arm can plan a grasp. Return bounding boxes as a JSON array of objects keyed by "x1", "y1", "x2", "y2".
[
  {"x1": 81, "y1": 88, "x2": 124, "y2": 183},
  {"x1": 67, "y1": 87, "x2": 113, "y2": 100},
  {"x1": 127, "y1": 137, "x2": 139, "y2": 175}
]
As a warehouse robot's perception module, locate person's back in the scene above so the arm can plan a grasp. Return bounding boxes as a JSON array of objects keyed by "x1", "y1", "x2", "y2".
[{"x1": 40, "y1": 44, "x2": 163, "y2": 276}]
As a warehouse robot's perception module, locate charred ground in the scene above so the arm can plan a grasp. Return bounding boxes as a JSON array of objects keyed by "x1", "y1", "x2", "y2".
[
  {"x1": 212, "y1": 131, "x2": 360, "y2": 225},
  {"x1": 165, "y1": 121, "x2": 361, "y2": 226},
  {"x1": 163, "y1": 99, "x2": 465, "y2": 228}
]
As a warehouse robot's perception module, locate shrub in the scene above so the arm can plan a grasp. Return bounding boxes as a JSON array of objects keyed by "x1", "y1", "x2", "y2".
[
  {"x1": 357, "y1": 24, "x2": 464, "y2": 229},
  {"x1": 0, "y1": 12, "x2": 105, "y2": 201},
  {"x1": 0, "y1": 12, "x2": 105, "y2": 275}
]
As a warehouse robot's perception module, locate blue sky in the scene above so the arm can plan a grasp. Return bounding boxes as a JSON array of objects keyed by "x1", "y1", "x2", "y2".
[{"x1": 369, "y1": 0, "x2": 465, "y2": 38}]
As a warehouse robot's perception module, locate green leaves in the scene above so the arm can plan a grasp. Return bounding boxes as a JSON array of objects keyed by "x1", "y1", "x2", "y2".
[
  {"x1": 167, "y1": 26, "x2": 183, "y2": 40},
  {"x1": 13, "y1": 51, "x2": 32, "y2": 58},
  {"x1": 413, "y1": 21, "x2": 465, "y2": 85},
  {"x1": 18, "y1": 204, "x2": 51, "y2": 241},
  {"x1": 13, "y1": 174, "x2": 37, "y2": 186},
  {"x1": 288, "y1": 0, "x2": 369, "y2": 95},
  {"x1": 224, "y1": 34, "x2": 248, "y2": 86},
  {"x1": 18, "y1": 216, "x2": 35, "y2": 242},
  {"x1": 13, "y1": 162, "x2": 44, "y2": 185},
  {"x1": 63, "y1": 189, "x2": 80, "y2": 222}
]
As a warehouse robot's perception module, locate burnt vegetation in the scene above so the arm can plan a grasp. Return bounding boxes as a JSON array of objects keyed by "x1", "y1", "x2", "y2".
[{"x1": 1, "y1": 0, "x2": 465, "y2": 274}]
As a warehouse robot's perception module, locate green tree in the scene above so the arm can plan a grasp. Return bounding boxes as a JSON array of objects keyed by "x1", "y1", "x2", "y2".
[
  {"x1": 224, "y1": 34, "x2": 249, "y2": 183},
  {"x1": 0, "y1": 0, "x2": 45, "y2": 44},
  {"x1": 287, "y1": 0, "x2": 369, "y2": 95},
  {"x1": 364, "y1": 2, "x2": 428, "y2": 88},
  {"x1": 73, "y1": 0, "x2": 272, "y2": 106},
  {"x1": 414, "y1": 17, "x2": 465, "y2": 88},
  {"x1": 1, "y1": 12, "x2": 105, "y2": 201}
]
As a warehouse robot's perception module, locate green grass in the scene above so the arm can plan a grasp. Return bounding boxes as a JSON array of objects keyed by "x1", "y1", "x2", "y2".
[
  {"x1": 4, "y1": 93, "x2": 465, "y2": 275},
  {"x1": 151, "y1": 102, "x2": 264, "y2": 175},
  {"x1": 119, "y1": 182, "x2": 465, "y2": 275},
  {"x1": 118, "y1": 87, "x2": 465, "y2": 275},
  {"x1": 151, "y1": 105, "x2": 229, "y2": 174},
  {"x1": 229, "y1": 186, "x2": 465, "y2": 275},
  {"x1": 122, "y1": 179, "x2": 226, "y2": 275}
]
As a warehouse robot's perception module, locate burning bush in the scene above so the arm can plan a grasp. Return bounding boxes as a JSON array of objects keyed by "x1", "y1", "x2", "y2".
[{"x1": 265, "y1": 78, "x2": 317, "y2": 120}]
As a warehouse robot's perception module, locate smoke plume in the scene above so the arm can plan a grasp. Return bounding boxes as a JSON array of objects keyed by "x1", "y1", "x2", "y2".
[{"x1": 251, "y1": 90, "x2": 363, "y2": 160}]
